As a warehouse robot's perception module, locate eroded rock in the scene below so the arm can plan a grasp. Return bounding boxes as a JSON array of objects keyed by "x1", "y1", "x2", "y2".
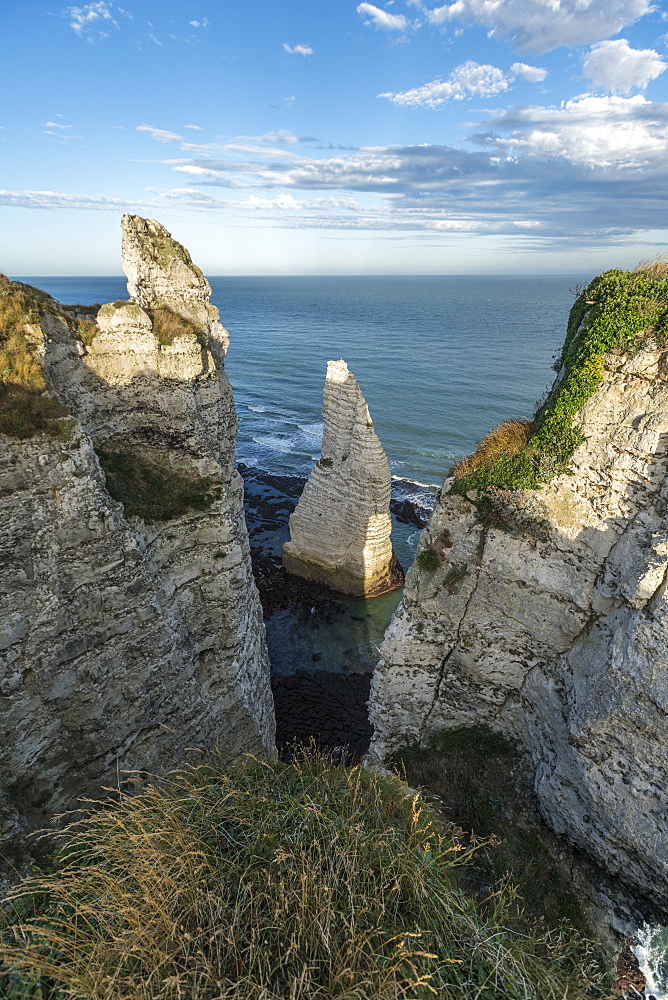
[
  {"x1": 0, "y1": 219, "x2": 274, "y2": 876},
  {"x1": 282, "y1": 359, "x2": 403, "y2": 597}
]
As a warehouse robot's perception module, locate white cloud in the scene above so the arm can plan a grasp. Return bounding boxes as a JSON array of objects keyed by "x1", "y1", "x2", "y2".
[
  {"x1": 189, "y1": 18, "x2": 209, "y2": 27},
  {"x1": 183, "y1": 124, "x2": 204, "y2": 131},
  {"x1": 510, "y1": 62, "x2": 547, "y2": 83},
  {"x1": 357, "y1": 2, "x2": 409, "y2": 31},
  {"x1": 583, "y1": 39, "x2": 666, "y2": 93},
  {"x1": 282, "y1": 42, "x2": 314, "y2": 55},
  {"x1": 380, "y1": 60, "x2": 511, "y2": 106},
  {"x1": 43, "y1": 121, "x2": 73, "y2": 129},
  {"x1": 63, "y1": 2, "x2": 129, "y2": 41},
  {"x1": 136, "y1": 124, "x2": 183, "y2": 143},
  {"x1": 481, "y1": 95, "x2": 668, "y2": 170},
  {"x1": 424, "y1": 0, "x2": 654, "y2": 54},
  {"x1": 0, "y1": 189, "x2": 131, "y2": 210}
]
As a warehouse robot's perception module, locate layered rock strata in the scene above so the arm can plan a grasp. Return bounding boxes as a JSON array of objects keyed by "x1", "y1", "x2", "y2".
[
  {"x1": 0, "y1": 217, "x2": 274, "y2": 865},
  {"x1": 369, "y1": 291, "x2": 668, "y2": 905},
  {"x1": 282, "y1": 360, "x2": 403, "y2": 597}
]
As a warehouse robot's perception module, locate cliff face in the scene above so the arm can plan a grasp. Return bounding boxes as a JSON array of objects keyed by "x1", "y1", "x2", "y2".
[
  {"x1": 0, "y1": 218, "x2": 274, "y2": 863},
  {"x1": 369, "y1": 270, "x2": 668, "y2": 905},
  {"x1": 282, "y1": 359, "x2": 403, "y2": 597}
]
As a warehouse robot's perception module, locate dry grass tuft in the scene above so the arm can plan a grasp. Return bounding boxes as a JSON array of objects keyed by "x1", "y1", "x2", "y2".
[
  {"x1": 77, "y1": 319, "x2": 98, "y2": 346},
  {"x1": 0, "y1": 750, "x2": 609, "y2": 1000},
  {"x1": 633, "y1": 255, "x2": 668, "y2": 280},
  {"x1": 0, "y1": 275, "x2": 70, "y2": 438},
  {"x1": 449, "y1": 419, "x2": 533, "y2": 480},
  {"x1": 150, "y1": 307, "x2": 200, "y2": 346}
]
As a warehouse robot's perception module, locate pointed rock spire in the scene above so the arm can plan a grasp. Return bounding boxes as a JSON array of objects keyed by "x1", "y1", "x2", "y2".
[
  {"x1": 121, "y1": 215, "x2": 227, "y2": 346},
  {"x1": 283, "y1": 359, "x2": 404, "y2": 597}
]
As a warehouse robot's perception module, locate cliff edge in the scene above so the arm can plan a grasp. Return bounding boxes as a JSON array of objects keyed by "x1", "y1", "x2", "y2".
[
  {"x1": 0, "y1": 218, "x2": 274, "y2": 869},
  {"x1": 369, "y1": 265, "x2": 668, "y2": 906}
]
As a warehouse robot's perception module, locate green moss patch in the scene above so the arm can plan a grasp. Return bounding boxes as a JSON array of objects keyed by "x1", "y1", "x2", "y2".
[
  {"x1": 451, "y1": 267, "x2": 668, "y2": 497},
  {"x1": 0, "y1": 750, "x2": 608, "y2": 1000},
  {"x1": 417, "y1": 548, "x2": 440, "y2": 572},
  {"x1": 97, "y1": 445, "x2": 221, "y2": 521}
]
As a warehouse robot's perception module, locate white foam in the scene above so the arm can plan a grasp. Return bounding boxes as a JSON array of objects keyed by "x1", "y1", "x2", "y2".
[{"x1": 634, "y1": 924, "x2": 668, "y2": 999}]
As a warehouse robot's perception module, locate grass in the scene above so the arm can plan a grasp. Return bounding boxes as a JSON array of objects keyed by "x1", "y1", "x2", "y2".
[
  {"x1": 149, "y1": 307, "x2": 200, "y2": 346},
  {"x1": 450, "y1": 263, "x2": 668, "y2": 499},
  {"x1": 391, "y1": 728, "x2": 595, "y2": 935},
  {"x1": 76, "y1": 319, "x2": 98, "y2": 346},
  {"x1": 0, "y1": 749, "x2": 609, "y2": 1000},
  {"x1": 417, "y1": 548, "x2": 440, "y2": 572},
  {"x1": 97, "y1": 445, "x2": 221, "y2": 521},
  {"x1": 0, "y1": 274, "x2": 70, "y2": 439}
]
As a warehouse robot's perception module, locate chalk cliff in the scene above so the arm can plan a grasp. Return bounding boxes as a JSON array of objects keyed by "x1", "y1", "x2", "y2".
[
  {"x1": 369, "y1": 267, "x2": 668, "y2": 906},
  {"x1": 0, "y1": 218, "x2": 274, "y2": 865},
  {"x1": 283, "y1": 359, "x2": 403, "y2": 597}
]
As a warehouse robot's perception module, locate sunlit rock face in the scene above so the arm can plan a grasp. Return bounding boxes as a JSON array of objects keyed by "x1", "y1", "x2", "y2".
[
  {"x1": 369, "y1": 340, "x2": 668, "y2": 907},
  {"x1": 0, "y1": 218, "x2": 274, "y2": 872},
  {"x1": 283, "y1": 359, "x2": 403, "y2": 598}
]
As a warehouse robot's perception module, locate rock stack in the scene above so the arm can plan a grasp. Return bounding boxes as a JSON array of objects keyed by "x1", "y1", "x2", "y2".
[{"x1": 282, "y1": 359, "x2": 403, "y2": 598}]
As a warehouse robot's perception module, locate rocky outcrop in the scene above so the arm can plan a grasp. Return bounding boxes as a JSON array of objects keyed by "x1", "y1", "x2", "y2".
[
  {"x1": 282, "y1": 359, "x2": 403, "y2": 597},
  {"x1": 0, "y1": 218, "x2": 274, "y2": 868},
  {"x1": 369, "y1": 273, "x2": 668, "y2": 906}
]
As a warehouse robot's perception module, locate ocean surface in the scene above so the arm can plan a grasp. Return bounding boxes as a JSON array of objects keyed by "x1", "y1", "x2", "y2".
[{"x1": 20, "y1": 274, "x2": 580, "y2": 486}]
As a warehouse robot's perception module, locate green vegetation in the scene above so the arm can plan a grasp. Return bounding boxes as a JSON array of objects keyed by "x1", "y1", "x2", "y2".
[
  {"x1": 76, "y1": 319, "x2": 98, "y2": 346},
  {"x1": 0, "y1": 750, "x2": 608, "y2": 1000},
  {"x1": 451, "y1": 265, "x2": 668, "y2": 497},
  {"x1": 97, "y1": 446, "x2": 221, "y2": 521},
  {"x1": 391, "y1": 727, "x2": 594, "y2": 934},
  {"x1": 149, "y1": 306, "x2": 200, "y2": 346},
  {"x1": 319, "y1": 456, "x2": 333, "y2": 469},
  {"x1": 417, "y1": 548, "x2": 440, "y2": 572},
  {"x1": 0, "y1": 274, "x2": 70, "y2": 439}
]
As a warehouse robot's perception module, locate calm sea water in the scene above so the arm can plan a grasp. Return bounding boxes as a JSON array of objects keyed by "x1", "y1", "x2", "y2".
[{"x1": 18, "y1": 274, "x2": 582, "y2": 485}]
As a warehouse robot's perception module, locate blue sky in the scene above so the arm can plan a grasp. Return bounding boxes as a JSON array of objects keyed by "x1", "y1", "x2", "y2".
[{"x1": 2, "y1": 0, "x2": 668, "y2": 274}]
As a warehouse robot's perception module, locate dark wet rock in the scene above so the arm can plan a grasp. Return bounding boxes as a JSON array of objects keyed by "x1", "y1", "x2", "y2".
[{"x1": 272, "y1": 670, "x2": 372, "y2": 761}]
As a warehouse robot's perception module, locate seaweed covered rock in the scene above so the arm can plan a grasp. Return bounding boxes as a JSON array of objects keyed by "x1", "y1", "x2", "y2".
[{"x1": 369, "y1": 265, "x2": 668, "y2": 906}]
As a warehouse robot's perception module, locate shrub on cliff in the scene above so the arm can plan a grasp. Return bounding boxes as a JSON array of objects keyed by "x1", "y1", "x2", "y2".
[
  {"x1": 0, "y1": 275, "x2": 70, "y2": 439},
  {"x1": 451, "y1": 263, "x2": 668, "y2": 498},
  {"x1": 0, "y1": 751, "x2": 608, "y2": 1000}
]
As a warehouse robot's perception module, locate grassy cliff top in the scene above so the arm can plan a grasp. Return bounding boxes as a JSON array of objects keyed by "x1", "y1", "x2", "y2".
[
  {"x1": 0, "y1": 275, "x2": 69, "y2": 439},
  {"x1": 450, "y1": 262, "x2": 668, "y2": 498},
  {"x1": 0, "y1": 751, "x2": 608, "y2": 1000}
]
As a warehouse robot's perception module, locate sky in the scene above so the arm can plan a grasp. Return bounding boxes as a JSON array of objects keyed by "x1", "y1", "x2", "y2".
[{"x1": 2, "y1": 0, "x2": 668, "y2": 274}]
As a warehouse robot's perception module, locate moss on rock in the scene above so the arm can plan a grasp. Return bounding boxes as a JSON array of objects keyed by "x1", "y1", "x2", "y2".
[
  {"x1": 97, "y1": 445, "x2": 221, "y2": 521},
  {"x1": 451, "y1": 266, "x2": 668, "y2": 497}
]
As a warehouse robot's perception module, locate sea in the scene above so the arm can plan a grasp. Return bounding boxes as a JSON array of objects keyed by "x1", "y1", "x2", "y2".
[{"x1": 14, "y1": 272, "x2": 668, "y2": 989}]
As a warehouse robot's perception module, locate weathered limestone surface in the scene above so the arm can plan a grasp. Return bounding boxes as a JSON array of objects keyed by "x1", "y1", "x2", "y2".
[
  {"x1": 282, "y1": 360, "x2": 403, "y2": 597},
  {"x1": 0, "y1": 218, "x2": 274, "y2": 869},
  {"x1": 121, "y1": 215, "x2": 228, "y2": 347},
  {"x1": 369, "y1": 344, "x2": 668, "y2": 905}
]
